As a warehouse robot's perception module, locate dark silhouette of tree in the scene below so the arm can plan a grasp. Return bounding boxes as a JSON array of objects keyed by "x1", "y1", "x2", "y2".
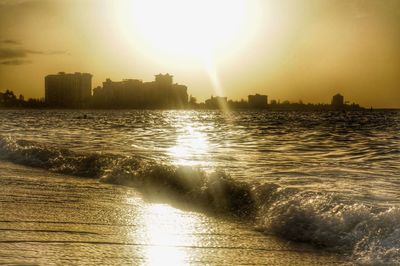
[
  {"x1": 2, "y1": 90, "x2": 18, "y2": 107},
  {"x1": 0, "y1": 90, "x2": 45, "y2": 108}
]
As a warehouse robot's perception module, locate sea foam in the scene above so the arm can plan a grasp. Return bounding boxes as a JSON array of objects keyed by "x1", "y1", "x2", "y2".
[{"x1": 1, "y1": 135, "x2": 399, "y2": 264}]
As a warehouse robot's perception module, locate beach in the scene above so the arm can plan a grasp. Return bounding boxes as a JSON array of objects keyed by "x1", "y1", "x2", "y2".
[
  {"x1": 0, "y1": 161, "x2": 348, "y2": 265},
  {"x1": 0, "y1": 109, "x2": 399, "y2": 264}
]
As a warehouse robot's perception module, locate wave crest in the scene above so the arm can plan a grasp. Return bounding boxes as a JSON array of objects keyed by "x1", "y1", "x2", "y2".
[
  {"x1": 254, "y1": 186, "x2": 400, "y2": 264},
  {"x1": 102, "y1": 158, "x2": 255, "y2": 216},
  {"x1": 1, "y1": 135, "x2": 399, "y2": 264},
  {"x1": 0, "y1": 136, "x2": 111, "y2": 177}
]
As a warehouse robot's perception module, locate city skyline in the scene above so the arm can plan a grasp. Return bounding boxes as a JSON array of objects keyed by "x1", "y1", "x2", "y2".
[
  {"x1": 0, "y1": 70, "x2": 375, "y2": 109},
  {"x1": 0, "y1": 0, "x2": 399, "y2": 108},
  {"x1": 1, "y1": 71, "x2": 364, "y2": 111}
]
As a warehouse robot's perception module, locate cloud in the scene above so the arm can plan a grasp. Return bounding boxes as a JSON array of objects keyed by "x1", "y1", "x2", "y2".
[
  {"x1": 0, "y1": 59, "x2": 31, "y2": 65},
  {"x1": 0, "y1": 0, "x2": 52, "y2": 7},
  {"x1": 2, "y1": 39, "x2": 21, "y2": 45},
  {"x1": 0, "y1": 44, "x2": 68, "y2": 67},
  {"x1": 23, "y1": 49, "x2": 68, "y2": 56},
  {"x1": 0, "y1": 47, "x2": 68, "y2": 59},
  {"x1": 37, "y1": 50, "x2": 68, "y2": 55},
  {"x1": 0, "y1": 48, "x2": 27, "y2": 59}
]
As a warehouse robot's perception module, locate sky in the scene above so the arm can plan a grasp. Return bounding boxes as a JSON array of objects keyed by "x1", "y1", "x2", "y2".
[{"x1": 0, "y1": 0, "x2": 399, "y2": 108}]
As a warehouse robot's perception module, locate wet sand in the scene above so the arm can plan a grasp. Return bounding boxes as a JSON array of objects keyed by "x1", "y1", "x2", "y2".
[{"x1": 0, "y1": 162, "x2": 349, "y2": 265}]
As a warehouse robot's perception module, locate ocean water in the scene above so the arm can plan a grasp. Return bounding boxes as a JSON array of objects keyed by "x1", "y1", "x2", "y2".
[{"x1": 0, "y1": 109, "x2": 399, "y2": 263}]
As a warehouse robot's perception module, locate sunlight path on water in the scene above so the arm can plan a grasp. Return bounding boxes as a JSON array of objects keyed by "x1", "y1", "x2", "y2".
[
  {"x1": 167, "y1": 124, "x2": 210, "y2": 167},
  {"x1": 132, "y1": 203, "x2": 202, "y2": 265}
]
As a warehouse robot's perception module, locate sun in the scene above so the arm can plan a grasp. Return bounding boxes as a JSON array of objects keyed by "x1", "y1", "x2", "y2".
[
  {"x1": 116, "y1": 0, "x2": 258, "y2": 63},
  {"x1": 114, "y1": 0, "x2": 259, "y2": 101}
]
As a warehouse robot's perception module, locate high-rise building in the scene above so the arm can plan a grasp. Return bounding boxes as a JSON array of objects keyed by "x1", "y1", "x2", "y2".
[
  {"x1": 93, "y1": 78, "x2": 144, "y2": 108},
  {"x1": 93, "y1": 74, "x2": 188, "y2": 109},
  {"x1": 248, "y1": 94, "x2": 268, "y2": 108},
  {"x1": 155, "y1": 73, "x2": 173, "y2": 88},
  {"x1": 205, "y1": 96, "x2": 228, "y2": 109},
  {"x1": 45, "y1": 72, "x2": 92, "y2": 107},
  {"x1": 145, "y1": 73, "x2": 187, "y2": 108},
  {"x1": 331, "y1": 93, "x2": 344, "y2": 109}
]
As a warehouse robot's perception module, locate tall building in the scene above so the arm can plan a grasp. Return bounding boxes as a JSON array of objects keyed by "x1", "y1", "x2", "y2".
[
  {"x1": 152, "y1": 73, "x2": 188, "y2": 108},
  {"x1": 248, "y1": 94, "x2": 268, "y2": 108},
  {"x1": 331, "y1": 93, "x2": 344, "y2": 109},
  {"x1": 45, "y1": 72, "x2": 92, "y2": 107},
  {"x1": 205, "y1": 96, "x2": 228, "y2": 109},
  {"x1": 93, "y1": 78, "x2": 144, "y2": 108},
  {"x1": 155, "y1": 73, "x2": 173, "y2": 88},
  {"x1": 93, "y1": 74, "x2": 188, "y2": 109},
  {"x1": 170, "y1": 84, "x2": 188, "y2": 108}
]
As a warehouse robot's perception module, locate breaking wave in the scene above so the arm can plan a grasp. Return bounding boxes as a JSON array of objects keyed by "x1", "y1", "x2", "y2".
[{"x1": 0, "y1": 135, "x2": 399, "y2": 264}]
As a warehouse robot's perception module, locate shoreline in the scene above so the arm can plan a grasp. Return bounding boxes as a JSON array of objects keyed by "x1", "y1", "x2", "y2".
[{"x1": 0, "y1": 161, "x2": 349, "y2": 265}]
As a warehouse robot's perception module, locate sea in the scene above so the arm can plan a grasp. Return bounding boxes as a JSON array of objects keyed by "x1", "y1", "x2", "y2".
[{"x1": 0, "y1": 109, "x2": 399, "y2": 264}]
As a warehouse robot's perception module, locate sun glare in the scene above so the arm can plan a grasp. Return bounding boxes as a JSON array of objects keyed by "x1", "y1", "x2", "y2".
[
  {"x1": 118, "y1": 0, "x2": 255, "y2": 61},
  {"x1": 115, "y1": 0, "x2": 260, "y2": 102},
  {"x1": 131, "y1": 203, "x2": 203, "y2": 265},
  {"x1": 167, "y1": 125, "x2": 210, "y2": 167}
]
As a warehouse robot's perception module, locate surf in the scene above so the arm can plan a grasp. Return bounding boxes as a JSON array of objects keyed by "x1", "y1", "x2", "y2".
[{"x1": 1, "y1": 135, "x2": 399, "y2": 264}]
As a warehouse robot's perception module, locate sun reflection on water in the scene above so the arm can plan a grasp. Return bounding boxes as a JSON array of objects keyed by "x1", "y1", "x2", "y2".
[
  {"x1": 133, "y1": 203, "x2": 203, "y2": 265},
  {"x1": 167, "y1": 125, "x2": 210, "y2": 167}
]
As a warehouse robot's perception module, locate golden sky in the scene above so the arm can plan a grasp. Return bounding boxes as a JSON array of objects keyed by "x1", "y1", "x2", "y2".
[{"x1": 0, "y1": 0, "x2": 399, "y2": 107}]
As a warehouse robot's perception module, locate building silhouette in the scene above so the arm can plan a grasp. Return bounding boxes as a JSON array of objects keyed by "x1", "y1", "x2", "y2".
[
  {"x1": 92, "y1": 73, "x2": 188, "y2": 109},
  {"x1": 93, "y1": 78, "x2": 144, "y2": 108},
  {"x1": 331, "y1": 93, "x2": 344, "y2": 109},
  {"x1": 155, "y1": 73, "x2": 173, "y2": 87},
  {"x1": 146, "y1": 73, "x2": 188, "y2": 108},
  {"x1": 248, "y1": 94, "x2": 268, "y2": 108},
  {"x1": 205, "y1": 96, "x2": 228, "y2": 109},
  {"x1": 40, "y1": 71, "x2": 363, "y2": 111},
  {"x1": 45, "y1": 72, "x2": 92, "y2": 108}
]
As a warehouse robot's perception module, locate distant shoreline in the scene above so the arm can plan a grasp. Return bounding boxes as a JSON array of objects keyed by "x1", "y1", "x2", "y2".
[{"x1": 1, "y1": 107, "x2": 399, "y2": 111}]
